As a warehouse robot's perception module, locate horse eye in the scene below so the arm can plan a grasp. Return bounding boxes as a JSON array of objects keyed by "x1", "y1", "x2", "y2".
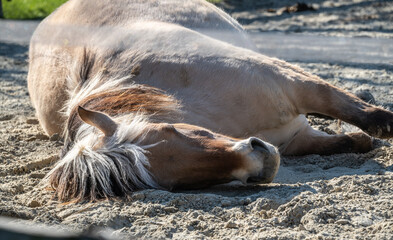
[
  {"x1": 161, "y1": 124, "x2": 178, "y2": 133},
  {"x1": 193, "y1": 130, "x2": 213, "y2": 138}
]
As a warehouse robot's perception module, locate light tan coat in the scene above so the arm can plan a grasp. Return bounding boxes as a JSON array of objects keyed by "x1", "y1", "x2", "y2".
[{"x1": 28, "y1": 0, "x2": 393, "y2": 201}]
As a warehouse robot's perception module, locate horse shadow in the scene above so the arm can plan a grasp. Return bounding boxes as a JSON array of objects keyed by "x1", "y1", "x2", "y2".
[{"x1": 0, "y1": 41, "x2": 28, "y2": 60}]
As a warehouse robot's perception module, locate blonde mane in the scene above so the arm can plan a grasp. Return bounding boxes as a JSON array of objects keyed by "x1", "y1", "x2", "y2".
[
  {"x1": 45, "y1": 117, "x2": 160, "y2": 201},
  {"x1": 45, "y1": 53, "x2": 164, "y2": 202}
]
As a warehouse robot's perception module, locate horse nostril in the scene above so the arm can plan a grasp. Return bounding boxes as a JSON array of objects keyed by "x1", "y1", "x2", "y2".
[
  {"x1": 247, "y1": 175, "x2": 263, "y2": 183},
  {"x1": 249, "y1": 137, "x2": 269, "y2": 153}
]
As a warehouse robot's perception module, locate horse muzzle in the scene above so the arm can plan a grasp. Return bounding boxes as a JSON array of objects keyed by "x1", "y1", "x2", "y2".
[{"x1": 232, "y1": 137, "x2": 280, "y2": 184}]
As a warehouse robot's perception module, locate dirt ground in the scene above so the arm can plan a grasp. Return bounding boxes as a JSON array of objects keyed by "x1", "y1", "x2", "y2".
[{"x1": 1, "y1": 0, "x2": 393, "y2": 239}]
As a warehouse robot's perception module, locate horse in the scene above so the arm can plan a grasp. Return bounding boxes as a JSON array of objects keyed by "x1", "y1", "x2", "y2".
[{"x1": 27, "y1": 0, "x2": 393, "y2": 202}]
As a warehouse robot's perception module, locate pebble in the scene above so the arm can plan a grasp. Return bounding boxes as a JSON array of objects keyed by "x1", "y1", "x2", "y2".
[
  {"x1": 8, "y1": 135, "x2": 17, "y2": 141},
  {"x1": 26, "y1": 118, "x2": 39, "y2": 124},
  {"x1": 336, "y1": 219, "x2": 351, "y2": 225},
  {"x1": 132, "y1": 192, "x2": 145, "y2": 200},
  {"x1": 187, "y1": 226, "x2": 194, "y2": 231},
  {"x1": 333, "y1": 187, "x2": 343, "y2": 192},
  {"x1": 29, "y1": 172, "x2": 46, "y2": 179},
  {"x1": 358, "y1": 218, "x2": 373, "y2": 227},
  {"x1": 0, "y1": 114, "x2": 14, "y2": 121},
  {"x1": 190, "y1": 220, "x2": 200, "y2": 226},
  {"x1": 164, "y1": 206, "x2": 178, "y2": 213},
  {"x1": 27, "y1": 134, "x2": 49, "y2": 141},
  {"x1": 225, "y1": 221, "x2": 237, "y2": 228},
  {"x1": 35, "y1": 134, "x2": 49, "y2": 140},
  {"x1": 221, "y1": 199, "x2": 231, "y2": 207},
  {"x1": 13, "y1": 184, "x2": 24, "y2": 193},
  {"x1": 50, "y1": 133, "x2": 61, "y2": 141},
  {"x1": 29, "y1": 200, "x2": 41, "y2": 208},
  {"x1": 189, "y1": 211, "x2": 199, "y2": 218},
  {"x1": 143, "y1": 206, "x2": 155, "y2": 216},
  {"x1": 241, "y1": 198, "x2": 252, "y2": 205}
]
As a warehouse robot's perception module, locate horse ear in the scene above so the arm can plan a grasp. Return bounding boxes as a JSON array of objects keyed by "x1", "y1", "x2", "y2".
[{"x1": 77, "y1": 106, "x2": 118, "y2": 137}]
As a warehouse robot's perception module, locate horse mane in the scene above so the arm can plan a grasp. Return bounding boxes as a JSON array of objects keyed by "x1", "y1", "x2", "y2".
[
  {"x1": 45, "y1": 49, "x2": 180, "y2": 202},
  {"x1": 45, "y1": 117, "x2": 160, "y2": 202}
]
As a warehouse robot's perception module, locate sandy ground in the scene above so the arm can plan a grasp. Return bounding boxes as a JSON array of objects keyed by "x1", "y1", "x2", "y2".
[
  {"x1": 1, "y1": 0, "x2": 393, "y2": 239},
  {"x1": 219, "y1": 0, "x2": 393, "y2": 38}
]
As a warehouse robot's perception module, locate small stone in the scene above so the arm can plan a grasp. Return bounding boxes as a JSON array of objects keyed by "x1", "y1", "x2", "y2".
[
  {"x1": 359, "y1": 218, "x2": 373, "y2": 227},
  {"x1": 143, "y1": 206, "x2": 155, "y2": 216},
  {"x1": 221, "y1": 199, "x2": 231, "y2": 207},
  {"x1": 132, "y1": 192, "x2": 145, "y2": 200},
  {"x1": 8, "y1": 135, "x2": 17, "y2": 141},
  {"x1": 13, "y1": 184, "x2": 24, "y2": 193},
  {"x1": 0, "y1": 114, "x2": 14, "y2": 121},
  {"x1": 29, "y1": 173, "x2": 46, "y2": 179},
  {"x1": 333, "y1": 187, "x2": 342, "y2": 192},
  {"x1": 190, "y1": 220, "x2": 200, "y2": 226},
  {"x1": 187, "y1": 226, "x2": 194, "y2": 231},
  {"x1": 29, "y1": 200, "x2": 41, "y2": 208},
  {"x1": 242, "y1": 197, "x2": 252, "y2": 205},
  {"x1": 50, "y1": 133, "x2": 61, "y2": 141},
  {"x1": 336, "y1": 219, "x2": 351, "y2": 225},
  {"x1": 225, "y1": 221, "x2": 237, "y2": 228},
  {"x1": 190, "y1": 211, "x2": 199, "y2": 218},
  {"x1": 164, "y1": 207, "x2": 178, "y2": 213},
  {"x1": 35, "y1": 134, "x2": 49, "y2": 140},
  {"x1": 26, "y1": 118, "x2": 39, "y2": 124}
]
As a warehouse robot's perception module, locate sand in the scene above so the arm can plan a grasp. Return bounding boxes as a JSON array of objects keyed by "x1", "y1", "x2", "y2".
[{"x1": 1, "y1": 0, "x2": 393, "y2": 239}]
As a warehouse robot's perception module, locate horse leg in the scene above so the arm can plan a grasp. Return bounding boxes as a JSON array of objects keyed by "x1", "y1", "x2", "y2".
[
  {"x1": 288, "y1": 77, "x2": 393, "y2": 139},
  {"x1": 281, "y1": 124, "x2": 373, "y2": 156}
]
